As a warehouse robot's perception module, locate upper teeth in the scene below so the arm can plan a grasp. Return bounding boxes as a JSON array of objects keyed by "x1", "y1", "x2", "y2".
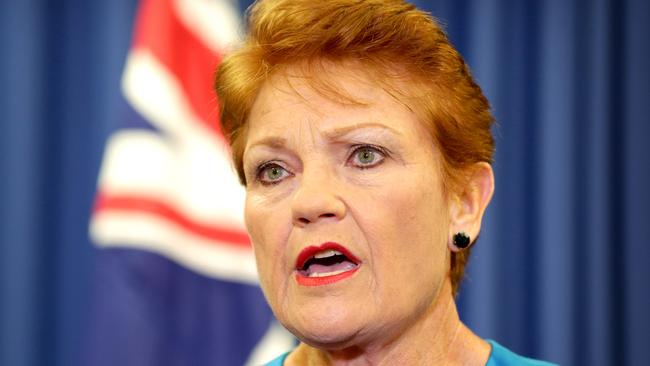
[{"x1": 313, "y1": 249, "x2": 342, "y2": 259}]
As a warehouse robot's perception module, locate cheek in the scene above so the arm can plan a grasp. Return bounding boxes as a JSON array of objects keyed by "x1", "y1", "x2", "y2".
[
  {"x1": 359, "y1": 170, "x2": 449, "y2": 294},
  {"x1": 244, "y1": 194, "x2": 292, "y2": 293},
  {"x1": 402, "y1": 176, "x2": 449, "y2": 271}
]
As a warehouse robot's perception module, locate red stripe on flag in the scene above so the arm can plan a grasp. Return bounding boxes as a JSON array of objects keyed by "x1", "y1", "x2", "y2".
[
  {"x1": 132, "y1": 0, "x2": 222, "y2": 134},
  {"x1": 94, "y1": 192, "x2": 251, "y2": 247}
]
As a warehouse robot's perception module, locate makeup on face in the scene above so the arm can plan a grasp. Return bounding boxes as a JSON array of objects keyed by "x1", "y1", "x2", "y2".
[
  {"x1": 243, "y1": 66, "x2": 451, "y2": 347},
  {"x1": 243, "y1": 123, "x2": 404, "y2": 187},
  {"x1": 294, "y1": 242, "x2": 360, "y2": 286}
]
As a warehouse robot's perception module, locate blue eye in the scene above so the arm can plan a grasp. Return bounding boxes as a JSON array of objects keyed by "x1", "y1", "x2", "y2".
[
  {"x1": 350, "y1": 145, "x2": 386, "y2": 168},
  {"x1": 257, "y1": 163, "x2": 291, "y2": 185}
]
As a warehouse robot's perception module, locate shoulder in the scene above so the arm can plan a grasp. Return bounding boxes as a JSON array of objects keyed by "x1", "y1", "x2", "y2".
[
  {"x1": 486, "y1": 340, "x2": 558, "y2": 366},
  {"x1": 262, "y1": 351, "x2": 290, "y2": 366}
]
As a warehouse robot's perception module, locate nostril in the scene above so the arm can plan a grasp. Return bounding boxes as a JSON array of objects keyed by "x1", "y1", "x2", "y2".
[{"x1": 296, "y1": 213, "x2": 336, "y2": 226}]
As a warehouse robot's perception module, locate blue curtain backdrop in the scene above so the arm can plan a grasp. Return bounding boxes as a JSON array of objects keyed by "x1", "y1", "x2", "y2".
[{"x1": 0, "y1": 0, "x2": 648, "y2": 365}]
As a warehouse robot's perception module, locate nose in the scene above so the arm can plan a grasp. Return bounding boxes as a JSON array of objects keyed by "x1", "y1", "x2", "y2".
[{"x1": 291, "y1": 167, "x2": 346, "y2": 227}]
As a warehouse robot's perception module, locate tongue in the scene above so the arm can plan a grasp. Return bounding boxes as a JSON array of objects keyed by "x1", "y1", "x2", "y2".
[{"x1": 308, "y1": 260, "x2": 356, "y2": 275}]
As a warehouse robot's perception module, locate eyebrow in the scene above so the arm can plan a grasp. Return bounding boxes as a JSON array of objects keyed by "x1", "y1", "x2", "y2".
[
  {"x1": 246, "y1": 136, "x2": 288, "y2": 151},
  {"x1": 321, "y1": 122, "x2": 402, "y2": 140},
  {"x1": 246, "y1": 122, "x2": 401, "y2": 151}
]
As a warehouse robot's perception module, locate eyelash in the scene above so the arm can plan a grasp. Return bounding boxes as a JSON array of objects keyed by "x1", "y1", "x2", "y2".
[
  {"x1": 255, "y1": 161, "x2": 292, "y2": 186},
  {"x1": 253, "y1": 144, "x2": 389, "y2": 186},
  {"x1": 348, "y1": 144, "x2": 388, "y2": 169}
]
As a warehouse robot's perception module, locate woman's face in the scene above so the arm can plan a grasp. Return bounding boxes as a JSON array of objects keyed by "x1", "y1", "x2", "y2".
[{"x1": 242, "y1": 65, "x2": 452, "y2": 348}]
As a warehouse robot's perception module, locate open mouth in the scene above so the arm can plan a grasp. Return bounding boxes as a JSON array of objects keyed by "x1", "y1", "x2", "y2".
[{"x1": 295, "y1": 242, "x2": 360, "y2": 286}]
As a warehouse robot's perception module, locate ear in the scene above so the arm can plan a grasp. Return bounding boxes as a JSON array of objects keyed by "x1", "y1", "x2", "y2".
[{"x1": 448, "y1": 162, "x2": 495, "y2": 252}]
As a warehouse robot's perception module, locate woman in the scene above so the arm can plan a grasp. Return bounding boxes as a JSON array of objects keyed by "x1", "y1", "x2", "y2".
[{"x1": 216, "y1": 0, "x2": 556, "y2": 365}]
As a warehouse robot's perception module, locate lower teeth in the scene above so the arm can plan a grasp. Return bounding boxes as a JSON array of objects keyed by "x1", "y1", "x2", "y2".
[{"x1": 307, "y1": 268, "x2": 350, "y2": 278}]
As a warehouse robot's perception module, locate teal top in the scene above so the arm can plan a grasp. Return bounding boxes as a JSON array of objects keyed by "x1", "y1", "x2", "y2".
[
  {"x1": 485, "y1": 340, "x2": 556, "y2": 366},
  {"x1": 263, "y1": 340, "x2": 557, "y2": 366}
]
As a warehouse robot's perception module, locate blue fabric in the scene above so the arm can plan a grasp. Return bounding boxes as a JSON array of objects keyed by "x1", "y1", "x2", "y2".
[
  {"x1": 485, "y1": 340, "x2": 557, "y2": 366},
  {"x1": 82, "y1": 249, "x2": 274, "y2": 366},
  {"x1": 262, "y1": 340, "x2": 556, "y2": 366}
]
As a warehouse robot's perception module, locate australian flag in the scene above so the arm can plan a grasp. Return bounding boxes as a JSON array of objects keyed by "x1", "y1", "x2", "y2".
[{"x1": 85, "y1": 0, "x2": 294, "y2": 365}]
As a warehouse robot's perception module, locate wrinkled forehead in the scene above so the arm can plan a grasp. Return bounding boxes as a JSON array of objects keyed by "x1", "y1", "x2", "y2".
[{"x1": 240, "y1": 66, "x2": 444, "y2": 181}]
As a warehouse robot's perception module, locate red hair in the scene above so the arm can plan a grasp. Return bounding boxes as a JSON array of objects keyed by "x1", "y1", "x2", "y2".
[{"x1": 215, "y1": 0, "x2": 494, "y2": 295}]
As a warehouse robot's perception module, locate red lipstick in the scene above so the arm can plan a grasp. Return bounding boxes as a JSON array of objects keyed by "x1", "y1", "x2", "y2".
[
  {"x1": 294, "y1": 242, "x2": 360, "y2": 286},
  {"x1": 295, "y1": 267, "x2": 359, "y2": 286}
]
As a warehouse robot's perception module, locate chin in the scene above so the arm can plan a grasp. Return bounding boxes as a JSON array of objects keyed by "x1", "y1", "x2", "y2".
[
  {"x1": 293, "y1": 324, "x2": 359, "y2": 350},
  {"x1": 283, "y1": 301, "x2": 366, "y2": 349}
]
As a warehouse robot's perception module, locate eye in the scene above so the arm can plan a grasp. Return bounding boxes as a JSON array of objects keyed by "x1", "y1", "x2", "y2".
[
  {"x1": 349, "y1": 145, "x2": 386, "y2": 168},
  {"x1": 257, "y1": 162, "x2": 292, "y2": 185}
]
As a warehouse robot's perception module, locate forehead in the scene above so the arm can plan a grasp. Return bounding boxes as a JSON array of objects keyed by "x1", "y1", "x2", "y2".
[{"x1": 245, "y1": 63, "x2": 430, "y2": 144}]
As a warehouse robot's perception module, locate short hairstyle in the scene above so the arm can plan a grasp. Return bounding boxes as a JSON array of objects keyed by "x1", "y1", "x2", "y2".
[{"x1": 215, "y1": 0, "x2": 495, "y2": 296}]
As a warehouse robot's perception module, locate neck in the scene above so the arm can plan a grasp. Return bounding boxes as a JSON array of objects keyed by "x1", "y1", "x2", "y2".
[{"x1": 287, "y1": 280, "x2": 490, "y2": 366}]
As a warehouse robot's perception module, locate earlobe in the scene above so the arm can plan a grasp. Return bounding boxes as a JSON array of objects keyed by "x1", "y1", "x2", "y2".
[
  {"x1": 448, "y1": 162, "x2": 495, "y2": 252},
  {"x1": 452, "y1": 232, "x2": 471, "y2": 249}
]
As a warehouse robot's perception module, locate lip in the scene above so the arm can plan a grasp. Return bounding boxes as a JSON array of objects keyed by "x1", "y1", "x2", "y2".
[
  {"x1": 294, "y1": 242, "x2": 361, "y2": 286},
  {"x1": 295, "y1": 242, "x2": 361, "y2": 269},
  {"x1": 295, "y1": 267, "x2": 359, "y2": 286}
]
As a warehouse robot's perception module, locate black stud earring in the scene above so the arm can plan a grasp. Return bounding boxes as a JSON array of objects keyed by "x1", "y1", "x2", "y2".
[{"x1": 453, "y1": 232, "x2": 471, "y2": 249}]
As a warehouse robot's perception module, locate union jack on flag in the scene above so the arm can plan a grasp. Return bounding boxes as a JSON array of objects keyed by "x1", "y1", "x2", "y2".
[{"x1": 86, "y1": 0, "x2": 294, "y2": 364}]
